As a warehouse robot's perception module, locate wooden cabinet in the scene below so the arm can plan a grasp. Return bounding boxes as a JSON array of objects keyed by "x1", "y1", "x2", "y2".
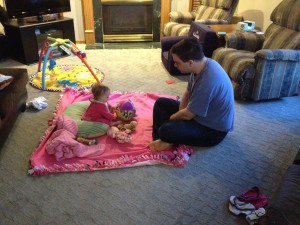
[{"x1": 3, "y1": 17, "x2": 75, "y2": 64}]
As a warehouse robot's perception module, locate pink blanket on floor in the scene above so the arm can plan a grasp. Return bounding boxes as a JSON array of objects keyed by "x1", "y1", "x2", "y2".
[{"x1": 29, "y1": 88, "x2": 193, "y2": 176}]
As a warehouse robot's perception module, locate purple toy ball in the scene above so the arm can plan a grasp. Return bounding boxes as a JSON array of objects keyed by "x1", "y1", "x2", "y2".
[{"x1": 116, "y1": 99, "x2": 136, "y2": 121}]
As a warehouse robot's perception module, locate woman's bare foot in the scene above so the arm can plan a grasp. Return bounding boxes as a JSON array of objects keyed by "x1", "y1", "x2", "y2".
[{"x1": 149, "y1": 139, "x2": 171, "y2": 151}]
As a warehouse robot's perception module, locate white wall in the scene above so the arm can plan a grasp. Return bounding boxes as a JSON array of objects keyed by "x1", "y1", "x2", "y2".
[
  {"x1": 63, "y1": 0, "x2": 85, "y2": 42},
  {"x1": 236, "y1": 0, "x2": 282, "y2": 31},
  {"x1": 171, "y1": 0, "x2": 189, "y2": 12}
]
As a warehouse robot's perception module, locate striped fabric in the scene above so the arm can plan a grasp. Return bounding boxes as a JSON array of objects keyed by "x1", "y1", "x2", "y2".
[
  {"x1": 162, "y1": 0, "x2": 238, "y2": 36},
  {"x1": 225, "y1": 32, "x2": 265, "y2": 51},
  {"x1": 212, "y1": 48, "x2": 256, "y2": 100},
  {"x1": 218, "y1": 0, "x2": 234, "y2": 9},
  {"x1": 212, "y1": 0, "x2": 300, "y2": 101},
  {"x1": 191, "y1": 0, "x2": 201, "y2": 11},
  {"x1": 195, "y1": 6, "x2": 231, "y2": 21},
  {"x1": 201, "y1": 0, "x2": 234, "y2": 9},
  {"x1": 270, "y1": 0, "x2": 300, "y2": 31},
  {"x1": 169, "y1": 11, "x2": 196, "y2": 23},
  {"x1": 253, "y1": 50, "x2": 300, "y2": 101},
  {"x1": 263, "y1": 24, "x2": 300, "y2": 49},
  {"x1": 196, "y1": 19, "x2": 228, "y2": 24},
  {"x1": 163, "y1": 23, "x2": 191, "y2": 36}
]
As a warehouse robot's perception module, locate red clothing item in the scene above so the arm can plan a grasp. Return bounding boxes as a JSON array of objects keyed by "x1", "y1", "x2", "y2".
[{"x1": 81, "y1": 100, "x2": 114, "y2": 125}]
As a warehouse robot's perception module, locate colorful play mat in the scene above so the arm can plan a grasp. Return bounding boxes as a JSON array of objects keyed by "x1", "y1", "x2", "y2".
[
  {"x1": 29, "y1": 88, "x2": 193, "y2": 176},
  {"x1": 29, "y1": 65, "x2": 105, "y2": 92}
]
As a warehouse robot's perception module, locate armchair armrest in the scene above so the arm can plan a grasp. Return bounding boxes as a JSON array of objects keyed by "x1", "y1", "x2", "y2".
[
  {"x1": 252, "y1": 49, "x2": 300, "y2": 101},
  {"x1": 196, "y1": 19, "x2": 229, "y2": 25},
  {"x1": 169, "y1": 11, "x2": 196, "y2": 24},
  {"x1": 161, "y1": 36, "x2": 186, "y2": 52},
  {"x1": 225, "y1": 32, "x2": 265, "y2": 52},
  {"x1": 255, "y1": 49, "x2": 300, "y2": 61}
]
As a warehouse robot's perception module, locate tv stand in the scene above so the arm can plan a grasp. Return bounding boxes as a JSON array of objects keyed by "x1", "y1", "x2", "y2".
[
  {"x1": 25, "y1": 14, "x2": 59, "y2": 23},
  {"x1": 3, "y1": 17, "x2": 75, "y2": 64}
]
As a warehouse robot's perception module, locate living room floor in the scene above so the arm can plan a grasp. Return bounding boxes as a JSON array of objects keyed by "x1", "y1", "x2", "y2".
[
  {"x1": 0, "y1": 45, "x2": 299, "y2": 225},
  {"x1": 85, "y1": 42, "x2": 161, "y2": 50}
]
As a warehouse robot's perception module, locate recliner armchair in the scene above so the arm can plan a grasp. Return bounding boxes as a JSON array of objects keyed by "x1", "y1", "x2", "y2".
[
  {"x1": 212, "y1": 0, "x2": 300, "y2": 101},
  {"x1": 163, "y1": 0, "x2": 239, "y2": 37}
]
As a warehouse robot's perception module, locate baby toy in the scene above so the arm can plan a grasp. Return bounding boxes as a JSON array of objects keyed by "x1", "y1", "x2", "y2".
[
  {"x1": 37, "y1": 37, "x2": 101, "y2": 90},
  {"x1": 117, "y1": 121, "x2": 138, "y2": 133},
  {"x1": 107, "y1": 126, "x2": 132, "y2": 143},
  {"x1": 76, "y1": 137, "x2": 98, "y2": 145},
  {"x1": 115, "y1": 99, "x2": 137, "y2": 121},
  {"x1": 107, "y1": 121, "x2": 138, "y2": 143}
]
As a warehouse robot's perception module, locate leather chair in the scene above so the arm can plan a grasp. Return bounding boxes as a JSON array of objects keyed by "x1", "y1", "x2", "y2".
[
  {"x1": 161, "y1": 22, "x2": 218, "y2": 75},
  {"x1": 212, "y1": 0, "x2": 300, "y2": 101},
  {"x1": 0, "y1": 5, "x2": 9, "y2": 60},
  {"x1": 259, "y1": 148, "x2": 300, "y2": 225},
  {"x1": 0, "y1": 68, "x2": 28, "y2": 150},
  {"x1": 163, "y1": 0, "x2": 239, "y2": 37}
]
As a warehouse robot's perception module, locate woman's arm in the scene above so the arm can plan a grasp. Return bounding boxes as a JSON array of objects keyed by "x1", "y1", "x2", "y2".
[
  {"x1": 170, "y1": 108, "x2": 195, "y2": 120},
  {"x1": 179, "y1": 90, "x2": 189, "y2": 110},
  {"x1": 170, "y1": 90, "x2": 195, "y2": 120}
]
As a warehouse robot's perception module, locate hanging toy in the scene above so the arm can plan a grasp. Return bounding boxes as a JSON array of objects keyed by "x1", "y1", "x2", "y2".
[{"x1": 48, "y1": 58, "x2": 56, "y2": 71}]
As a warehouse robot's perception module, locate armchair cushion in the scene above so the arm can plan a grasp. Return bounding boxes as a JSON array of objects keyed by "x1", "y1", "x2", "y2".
[
  {"x1": 196, "y1": 19, "x2": 228, "y2": 24},
  {"x1": 263, "y1": 24, "x2": 300, "y2": 49},
  {"x1": 163, "y1": 23, "x2": 191, "y2": 37},
  {"x1": 195, "y1": 6, "x2": 231, "y2": 21},
  {"x1": 201, "y1": 0, "x2": 234, "y2": 9},
  {"x1": 225, "y1": 32, "x2": 265, "y2": 52},
  {"x1": 212, "y1": 48, "x2": 256, "y2": 100},
  {"x1": 169, "y1": 11, "x2": 196, "y2": 23},
  {"x1": 163, "y1": 0, "x2": 239, "y2": 36},
  {"x1": 270, "y1": 0, "x2": 300, "y2": 31}
]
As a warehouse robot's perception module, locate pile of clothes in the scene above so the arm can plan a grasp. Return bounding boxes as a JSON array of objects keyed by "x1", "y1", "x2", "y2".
[{"x1": 229, "y1": 186, "x2": 268, "y2": 225}]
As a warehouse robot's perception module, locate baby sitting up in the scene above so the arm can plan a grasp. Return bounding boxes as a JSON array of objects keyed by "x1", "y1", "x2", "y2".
[
  {"x1": 77, "y1": 83, "x2": 121, "y2": 145},
  {"x1": 81, "y1": 82, "x2": 121, "y2": 126}
]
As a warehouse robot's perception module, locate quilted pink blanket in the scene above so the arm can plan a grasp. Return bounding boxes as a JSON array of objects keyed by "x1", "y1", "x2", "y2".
[{"x1": 29, "y1": 88, "x2": 193, "y2": 176}]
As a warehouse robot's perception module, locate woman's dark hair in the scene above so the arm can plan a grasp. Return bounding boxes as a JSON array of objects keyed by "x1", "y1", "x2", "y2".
[{"x1": 170, "y1": 37, "x2": 204, "y2": 62}]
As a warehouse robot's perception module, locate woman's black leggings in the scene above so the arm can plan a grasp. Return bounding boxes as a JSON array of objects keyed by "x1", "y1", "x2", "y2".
[{"x1": 152, "y1": 97, "x2": 228, "y2": 147}]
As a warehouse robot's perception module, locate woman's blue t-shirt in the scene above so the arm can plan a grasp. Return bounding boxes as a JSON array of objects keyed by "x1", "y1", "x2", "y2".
[{"x1": 187, "y1": 58, "x2": 234, "y2": 132}]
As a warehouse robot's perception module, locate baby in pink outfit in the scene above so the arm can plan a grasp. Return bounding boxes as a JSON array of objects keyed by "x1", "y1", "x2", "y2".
[{"x1": 82, "y1": 83, "x2": 120, "y2": 126}]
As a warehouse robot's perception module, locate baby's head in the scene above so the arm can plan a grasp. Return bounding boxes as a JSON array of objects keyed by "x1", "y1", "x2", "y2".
[{"x1": 91, "y1": 83, "x2": 110, "y2": 102}]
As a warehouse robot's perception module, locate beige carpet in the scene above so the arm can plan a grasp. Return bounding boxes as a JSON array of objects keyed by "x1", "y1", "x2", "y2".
[{"x1": 0, "y1": 48, "x2": 300, "y2": 225}]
